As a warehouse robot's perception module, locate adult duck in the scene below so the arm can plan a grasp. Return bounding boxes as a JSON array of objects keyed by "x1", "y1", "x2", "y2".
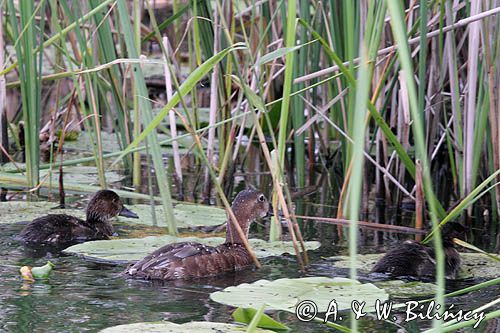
[
  {"x1": 123, "y1": 188, "x2": 269, "y2": 280},
  {"x1": 17, "y1": 190, "x2": 138, "y2": 246},
  {"x1": 371, "y1": 223, "x2": 466, "y2": 279}
]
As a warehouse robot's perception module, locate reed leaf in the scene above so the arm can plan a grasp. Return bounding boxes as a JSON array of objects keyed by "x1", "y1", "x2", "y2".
[
  {"x1": 110, "y1": 43, "x2": 247, "y2": 167},
  {"x1": 422, "y1": 169, "x2": 500, "y2": 244},
  {"x1": 6, "y1": 0, "x2": 44, "y2": 194},
  {"x1": 116, "y1": 0, "x2": 177, "y2": 234},
  {"x1": 386, "y1": 1, "x2": 445, "y2": 328}
]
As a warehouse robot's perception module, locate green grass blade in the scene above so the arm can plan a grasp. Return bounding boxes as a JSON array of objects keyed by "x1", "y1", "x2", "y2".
[
  {"x1": 422, "y1": 169, "x2": 500, "y2": 243},
  {"x1": 385, "y1": 1, "x2": 445, "y2": 328},
  {"x1": 141, "y1": 3, "x2": 190, "y2": 44},
  {"x1": 116, "y1": 0, "x2": 177, "y2": 234}
]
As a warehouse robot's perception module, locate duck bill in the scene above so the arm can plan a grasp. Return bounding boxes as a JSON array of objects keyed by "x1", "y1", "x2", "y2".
[{"x1": 119, "y1": 206, "x2": 138, "y2": 219}]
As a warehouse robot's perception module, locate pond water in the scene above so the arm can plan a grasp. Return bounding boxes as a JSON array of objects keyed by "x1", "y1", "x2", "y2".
[
  {"x1": 0, "y1": 178, "x2": 499, "y2": 332},
  {"x1": 0, "y1": 216, "x2": 498, "y2": 332}
]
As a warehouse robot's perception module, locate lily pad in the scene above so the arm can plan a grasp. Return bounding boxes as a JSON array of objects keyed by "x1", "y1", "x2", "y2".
[
  {"x1": 118, "y1": 203, "x2": 227, "y2": 228},
  {"x1": 457, "y1": 253, "x2": 500, "y2": 279},
  {"x1": 329, "y1": 253, "x2": 500, "y2": 279},
  {"x1": 63, "y1": 236, "x2": 321, "y2": 264},
  {"x1": 373, "y1": 280, "x2": 437, "y2": 299},
  {"x1": 0, "y1": 200, "x2": 227, "y2": 229},
  {"x1": 0, "y1": 201, "x2": 85, "y2": 223},
  {"x1": 329, "y1": 253, "x2": 381, "y2": 271},
  {"x1": 63, "y1": 130, "x2": 191, "y2": 154},
  {"x1": 99, "y1": 321, "x2": 274, "y2": 333},
  {"x1": 0, "y1": 165, "x2": 124, "y2": 185},
  {"x1": 40, "y1": 166, "x2": 124, "y2": 184},
  {"x1": 210, "y1": 276, "x2": 388, "y2": 313}
]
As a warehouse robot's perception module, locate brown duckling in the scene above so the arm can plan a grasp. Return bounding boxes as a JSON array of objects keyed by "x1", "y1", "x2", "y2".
[
  {"x1": 371, "y1": 223, "x2": 466, "y2": 279},
  {"x1": 17, "y1": 190, "x2": 138, "y2": 246},
  {"x1": 123, "y1": 188, "x2": 269, "y2": 280}
]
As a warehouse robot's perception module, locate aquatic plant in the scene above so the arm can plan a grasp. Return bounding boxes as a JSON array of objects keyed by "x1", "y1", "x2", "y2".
[{"x1": 0, "y1": 1, "x2": 499, "y2": 331}]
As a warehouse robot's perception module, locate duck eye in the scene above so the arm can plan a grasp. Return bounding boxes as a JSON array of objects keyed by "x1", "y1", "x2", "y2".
[{"x1": 258, "y1": 194, "x2": 265, "y2": 202}]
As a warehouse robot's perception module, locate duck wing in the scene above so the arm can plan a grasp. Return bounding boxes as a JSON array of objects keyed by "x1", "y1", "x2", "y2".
[
  {"x1": 422, "y1": 246, "x2": 461, "y2": 279},
  {"x1": 17, "y1": 214, "x2": 94, "y2": 245},
  {"x1": 124, "y1": 242, "x2": 252, "y2": 280}
]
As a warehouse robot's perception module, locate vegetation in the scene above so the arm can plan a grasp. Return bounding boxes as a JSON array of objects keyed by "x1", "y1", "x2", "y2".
[{"x1": 0, "y1": 0, "x2": 499, "y2": 332}]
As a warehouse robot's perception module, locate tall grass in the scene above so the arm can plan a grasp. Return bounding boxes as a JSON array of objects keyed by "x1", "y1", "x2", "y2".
[
  {"x1": 6, "y1": 0, "x2": 44, "y2": 196},
  {"x1": 0, "y1": 1, "x2": 499, "y2": 330}
]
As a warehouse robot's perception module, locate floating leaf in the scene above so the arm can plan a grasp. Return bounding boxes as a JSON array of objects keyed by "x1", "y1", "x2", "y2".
[
  {"x1": 210, "y1": 277, "x2": 388, "y2": 313},
  {"x1": 329, "y1": 254, "x2": 381, "y2": 271},
  {"x1": 40, "y1": 166, "x2": 124, "y2": 184},
  {"x1": 0, "y1": 201, "x2": 85, "y2": 223},
  {"x1": 118, "y1": 203, "x2": 227, "y2": 228},
  {"x1": 0, "y1": 165, "x2": 124, "y2": 184},
  {"x1": 20, "y1": 261, "x2": 55, "y2": 281},
  {"x1": 329, "y1": 253, "x2": 500, "y2": 279},
  {"x1": 20, "y1": 266, "x2": 34, "y2": 282},
  {"x1": 232, "y1": 307, "x2": 289, "y2": 331},
  {"x1": 99, "y1": 321, "x2": 274, "y2": 333},
  {"x1": 63, "y1": 130, "x2": 191, "y2": 154},
  {"x1": 1, "y1": 200, "x2": 227, "y2": 229},
  {"x1": 63, "y1": 237, "x2": 321, "y2": 264},
  {"x1": 457, "y1": 253, "x2": 500, "y2": 279},
  {"x1": 373, "y1": 280, "x2": 436, "y2": 299}
]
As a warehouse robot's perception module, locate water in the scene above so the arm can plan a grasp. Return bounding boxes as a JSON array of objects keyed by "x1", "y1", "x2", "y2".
[{"x1": 0, "y1": 201, "x2": 498, "y2": 332}]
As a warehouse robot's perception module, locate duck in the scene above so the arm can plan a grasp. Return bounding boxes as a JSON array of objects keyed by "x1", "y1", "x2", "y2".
[
  {"x1": 371, "y1": 223, "x2": 466, "y2": 279},
  {"x1": 123, "y1": 188, "x2": 269, "y2": 280},
  {"x1": 17, "y1": 190, "x2": 138, "y2": 246}
]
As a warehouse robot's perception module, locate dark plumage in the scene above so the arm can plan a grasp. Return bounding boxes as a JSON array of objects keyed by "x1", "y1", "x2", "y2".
[
  {"x1": 123, "y1": 188, "x2": 269, "y2": 280},
  {"x1": 371, "y1": 223, "x2": 466, "y2": 279},
  {"x1": 17, "y1": 190, "x2": 138, "y2": 246}
]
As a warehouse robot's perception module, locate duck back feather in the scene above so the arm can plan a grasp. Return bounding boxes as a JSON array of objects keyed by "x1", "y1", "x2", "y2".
[
  {"x1": 371, "y1": 240, "x2": 461, "y2": 279},
  {"x1": 124, "y1": 242, "x2": 252, "y2": 280},
  {"x1": 17, "y1": 214, "x2": 112, "y2": 245}
]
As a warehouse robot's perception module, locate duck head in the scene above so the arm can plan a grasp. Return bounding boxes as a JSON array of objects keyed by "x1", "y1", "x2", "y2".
[
  {"x1": 86, "y1": 190, "x2": 138, "y2": 223},
  {"x1": 225, "y1": 188, "x2": 269, "y2": 244}
]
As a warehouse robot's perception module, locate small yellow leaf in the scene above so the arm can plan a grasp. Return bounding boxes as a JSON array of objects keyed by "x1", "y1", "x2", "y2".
[{"x1": 20, "y1": 266, "x2": 34, "y2": 282}]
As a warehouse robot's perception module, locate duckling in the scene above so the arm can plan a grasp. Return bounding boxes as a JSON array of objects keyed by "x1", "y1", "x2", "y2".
[
  {"x1": 123, "y1": 188, "x2": 269, "y2": 280},
  {"x1": 17, "y1": 190, "x2": 138, "y2": 246},
  {"x1": 371, "y1": 223, "x2": 466, "y2": 279}
]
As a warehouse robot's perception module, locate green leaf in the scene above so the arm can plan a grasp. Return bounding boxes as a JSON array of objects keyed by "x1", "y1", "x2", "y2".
[
  {"x1": 1, "y1": 164, "x2": 124, "y2": 185},
  {"x1": 453, "y1": 239, "x2": 500, "y2": 262},
  {"x1": 30, "y1": 261, "x2": 55, "y2": 279},
  {"x1": 422, "y1": 169, "x2": 500, "y2": 244},
  {"x1": 99, "y1": 321, "x2": 274, "y2": 333},
  {"x1": 117, "y1": 203, "x2": 227, "y2": 228},
  {"x1": 63, "y1": 237, "x2": 321, "y2": 264},
  {"x1": 232, "y1": 308, "x2": 289, "y2": 331},
  {"x1": 0, "y1": 201, "x2": 86, "y2": 223},
  {"x1": 141, "y1": 3, "x2": 190, "y2": 43},
  {"x1": 117, "y1": 0, "x2": 177, "y2": 234},
  {"x1": 254, "y1": 40, "x2": 316, "y2": 67},
  {"x1": 0, "y1": 201, "x2": 226, "y2": 229},
  {"x1": 232, "y1": 76, "x2": 267, "y2": 113},
  {"x1": 210, "y1": 277, "x2": 388, "y2": 313},
  {"x1": 62, "y1": 130, "x2": 191, "y2": 154},
  {"x1": 373, "y1": 280, "x2": 437, "y2": 299}
]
